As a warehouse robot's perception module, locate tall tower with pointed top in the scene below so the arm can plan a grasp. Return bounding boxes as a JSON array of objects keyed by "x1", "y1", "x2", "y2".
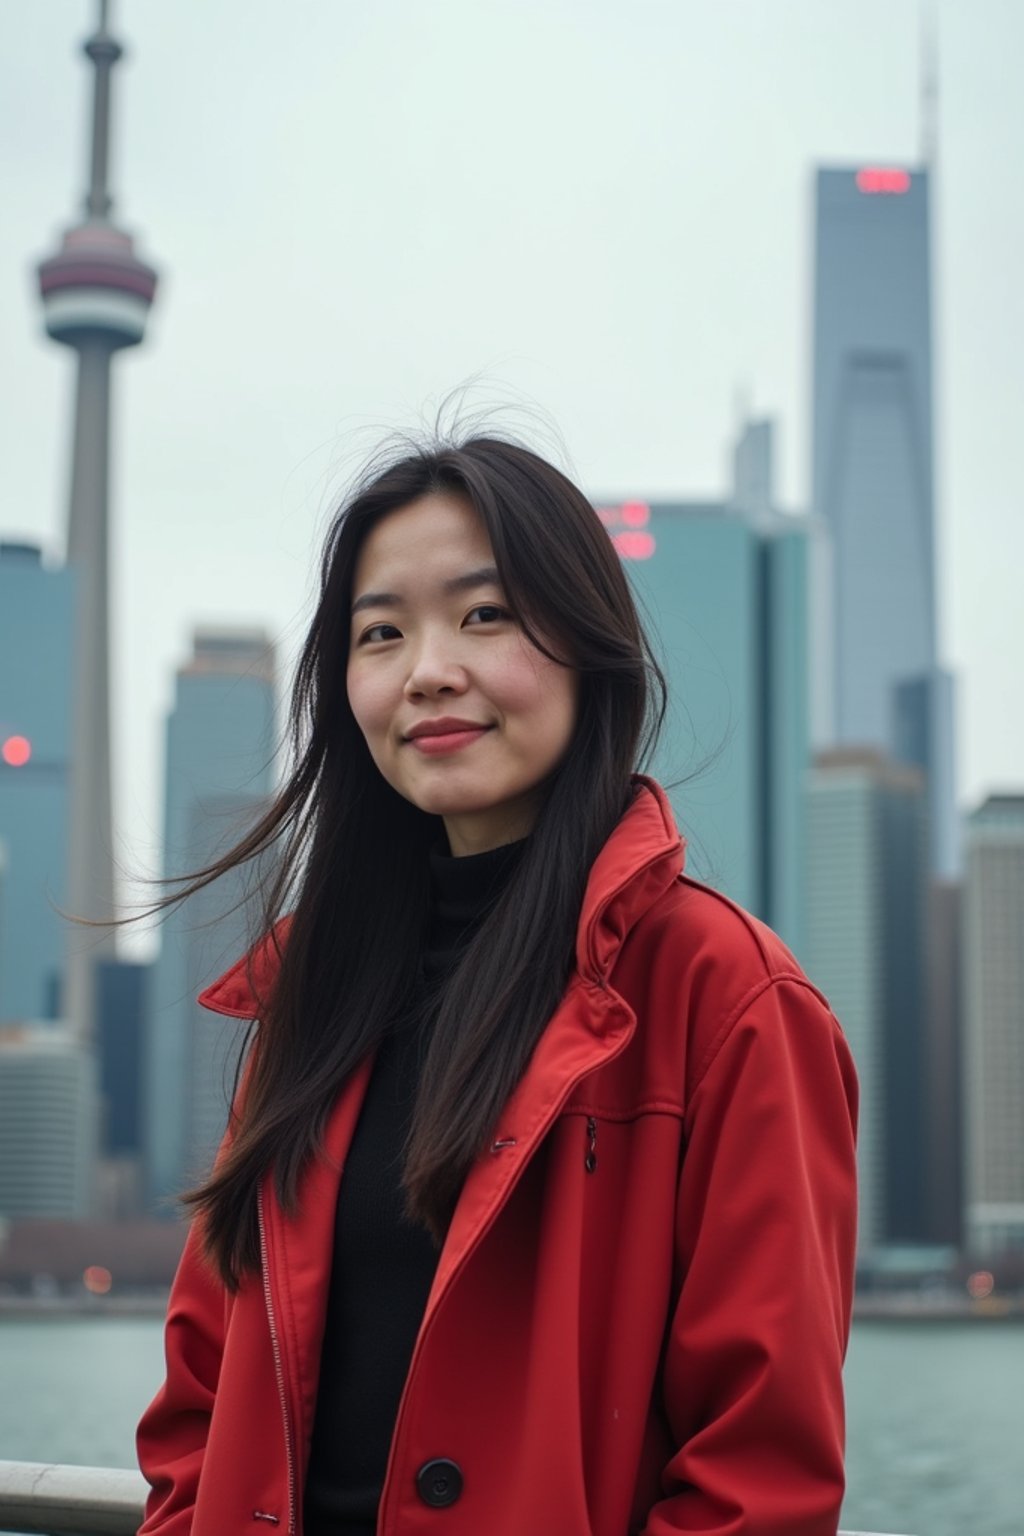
[{"x1": 36, "y1": 2, "x2": 159, "y2": 1039}]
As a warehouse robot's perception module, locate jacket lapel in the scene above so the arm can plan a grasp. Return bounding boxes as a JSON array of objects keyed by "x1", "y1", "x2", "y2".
[
  {"x1": 423, "y1": 974, "x2": 636, "y2": 1324},
  {"x1": 261, "y1": 1053, "x2": 375, "y2": 1453}
]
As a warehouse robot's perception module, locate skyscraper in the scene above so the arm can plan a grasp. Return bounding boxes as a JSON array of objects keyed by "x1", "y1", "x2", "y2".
[
  {"x1": 812, "y1": 166, "x2": 935, "y2": 744},
  {"x1": 145, "y1": 630, "x2": 277, "y2": 1208},
  {"x1": 0, "y1": 1024, "x2": 98, "y2": 1218},
  {"x1": 0, "y1": 543, "x2": 75, "y2": 1022},
  {"x1": 923, "y1": 877, "x2": 962, "y2": 1245},
  {"x1": 804, "y1": 748, "x2": 929, "y2": 1253},
  {"x1": 95, "y1": 956, "x2": 150, "y2": 1217},
  {"x1": 893, "y1": 670, "x2": 958, "y2": 882},
  {"x1": 811, "y1": 165, "x2": 957, "y2": 877},
  {"x1": 597, "y1": 422, "x2": 810, "y2": 954},
  {"x1": 36, "y1": 2, "x2": 159, "y2": 1038},
  {"x1": 962, "y1": 796, "x2": 1024, "y2": 1255}
]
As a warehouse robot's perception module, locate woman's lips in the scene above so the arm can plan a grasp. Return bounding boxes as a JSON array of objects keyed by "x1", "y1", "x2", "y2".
[{"x1": 407, "y1": 726, "x2": 492, "y2": 755}]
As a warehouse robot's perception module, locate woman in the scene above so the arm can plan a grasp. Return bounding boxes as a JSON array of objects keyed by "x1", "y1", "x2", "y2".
[{"x1": 136, "y1": 434, "x2": 858, "y2": 1536}]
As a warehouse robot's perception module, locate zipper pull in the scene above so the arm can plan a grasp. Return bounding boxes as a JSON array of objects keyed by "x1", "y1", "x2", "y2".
[{"x1": 585, "y1": 1116, "x2": 598, "y2": 1174}]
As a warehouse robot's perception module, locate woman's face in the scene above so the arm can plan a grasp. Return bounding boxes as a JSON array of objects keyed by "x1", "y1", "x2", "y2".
[{"x1": 346, "y1": 490, "x2": 579, "y2": 856}]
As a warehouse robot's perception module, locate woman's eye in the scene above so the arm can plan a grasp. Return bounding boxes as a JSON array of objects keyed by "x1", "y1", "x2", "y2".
[
  {"x1": 464, "y1": 604, "x2": 510, "y2": 626},
  {"x1": 360, "y1": 622, "x2": 402, "y2": 644}
]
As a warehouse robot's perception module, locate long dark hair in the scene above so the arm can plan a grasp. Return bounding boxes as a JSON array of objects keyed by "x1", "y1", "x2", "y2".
[{"x1": 169, "y1": 434, "x2": 666, "y2": 1286}]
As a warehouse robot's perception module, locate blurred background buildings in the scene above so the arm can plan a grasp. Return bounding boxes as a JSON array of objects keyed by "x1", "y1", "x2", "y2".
[
  {"x1": 0, "y1": 541, "x2": 74, "y2": 1022},
  {"x1": 145, "y1": 628, "x2": 276, "y2": 1208},
  {"x1": 963, "y1": 797, "x2": 1024, "y2": 1255},
  {"x1": 598, "y1": 420, "x2": 810, "y2": 957},
  {"x1": 0, "y1": 3, "x2": 1020, "y2": 1291}
]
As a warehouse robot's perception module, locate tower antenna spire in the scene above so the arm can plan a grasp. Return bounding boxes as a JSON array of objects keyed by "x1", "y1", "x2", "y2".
[{"x1": 83, "y1": 0, "x2": 122, "y2": 221}]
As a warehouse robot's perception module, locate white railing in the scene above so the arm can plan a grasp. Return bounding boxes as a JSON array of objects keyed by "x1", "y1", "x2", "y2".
[
  {"x1": 0, "y1": 1459, "x2": 913, "y2": 1535},
  {"x1": 0, "y1": 1462, "x2": 146, "y2": 1536}
]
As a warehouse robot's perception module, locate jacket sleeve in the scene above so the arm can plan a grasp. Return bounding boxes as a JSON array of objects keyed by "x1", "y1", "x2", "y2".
[
  {"x1": 135, "y1": 1215, "x2": 228, "y2": 1535},
  {"x1": 641, "y1": 975, "x2": 859, "y2": 1536}
]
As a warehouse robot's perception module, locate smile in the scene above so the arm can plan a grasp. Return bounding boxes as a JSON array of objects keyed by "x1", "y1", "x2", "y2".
[{"x1": 406, "y1": 726, "x2": 493, "y2": 756}]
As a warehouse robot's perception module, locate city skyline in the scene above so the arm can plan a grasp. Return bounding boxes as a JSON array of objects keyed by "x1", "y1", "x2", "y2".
[{"x1": 2, "y1": 0, "x2": 1022, "y2": 956}]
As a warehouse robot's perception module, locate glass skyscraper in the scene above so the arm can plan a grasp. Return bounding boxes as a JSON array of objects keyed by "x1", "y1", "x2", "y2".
[
  {"x1": 812, "y1": 166, "x2": 935, "y2": 743},
  {"x1": 0, "y1": 1023, "x2": 97, "y2": 1217},
  {"x1": 144, "y1": 629, "x2": 277, "y2": 1208},
  {"x1": 963, "y1": 796, "x2": 1024, "y2": 1255},
  {"x1": 0, "y1": 543, "x2": 74, "y2": 1021},
  {"x1": 597, "y1": 423, "x2": 810, "y2": 956},
  {"x1": 805, "y1": 748, "x2": 929, "y2": 1254},
  {"x1": 811, "y1": 165, "x2": 957, "y2": 877}
]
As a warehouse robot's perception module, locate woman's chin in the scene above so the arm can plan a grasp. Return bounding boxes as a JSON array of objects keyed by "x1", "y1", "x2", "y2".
[{"x1": 409, "y1": 789, "x2": 502, "y2": 820}]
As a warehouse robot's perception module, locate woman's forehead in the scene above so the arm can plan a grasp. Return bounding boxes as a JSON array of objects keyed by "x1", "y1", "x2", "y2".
[{"x1": 353, "y1": 492, "x2": 496, "y2": 589}]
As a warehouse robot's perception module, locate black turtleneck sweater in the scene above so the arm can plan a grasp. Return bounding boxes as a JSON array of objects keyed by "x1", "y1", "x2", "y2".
[{"x1": 303, "y1": 837, "x2": 526, "y2": 1536}]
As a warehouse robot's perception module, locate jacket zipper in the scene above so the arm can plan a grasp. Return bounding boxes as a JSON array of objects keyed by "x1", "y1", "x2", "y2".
[
  {"x1": 258, "y1": 1185, "x2": 297, "y2": 1535},
  {"x1": 585, "y1": 1116, "x2": 598, "y2": 1173},
  {"x1": 377, "y1": 994, "x2": 633, "y2": 1532}
]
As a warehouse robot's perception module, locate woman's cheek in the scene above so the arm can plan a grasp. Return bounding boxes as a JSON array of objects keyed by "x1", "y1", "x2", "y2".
[{"x1": 346, "y1": 662, "x2": 389, "y2": 745}]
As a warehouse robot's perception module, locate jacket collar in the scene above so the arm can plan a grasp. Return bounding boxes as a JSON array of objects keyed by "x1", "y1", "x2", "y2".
[
  {"x1": 575, "y1": 774, "x2": 684, "y2": 984},
  {"x1": 197, "y1": 774, "x2": 685, "y2": 1019}
]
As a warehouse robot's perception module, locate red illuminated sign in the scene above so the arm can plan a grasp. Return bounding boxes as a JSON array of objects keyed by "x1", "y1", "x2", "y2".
[
  {"x1": 1, "y1": 736, "x2": 31, "y2": 767},
  {"x1": 856, "y1": 167, "x2": 911, "y2": 195},
  {"x1": 612, "y1": 530, "x2": 656, "y2": 560},
  {"x1": 596, "y1": 502, "x2": 656, "y2": 560}
]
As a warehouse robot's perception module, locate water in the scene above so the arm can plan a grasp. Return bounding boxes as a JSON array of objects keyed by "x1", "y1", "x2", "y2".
[
  {"x1": 0, "y1": 1316, "x2": 1021, "y2": 1535},
  {"x1": 843, "y1": 1323, "x2": 1023, "y2": 1536}
]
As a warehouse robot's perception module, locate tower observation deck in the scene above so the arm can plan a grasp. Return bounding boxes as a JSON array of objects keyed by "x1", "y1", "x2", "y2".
[{"x1": 36, "y1": 1, "x2": 159, "y2": 1041}]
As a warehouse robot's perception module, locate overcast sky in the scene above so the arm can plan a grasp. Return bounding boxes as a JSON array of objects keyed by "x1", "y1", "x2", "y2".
[{"x1": 3, "y1": 0, "x2": 1022, "y2": 947}]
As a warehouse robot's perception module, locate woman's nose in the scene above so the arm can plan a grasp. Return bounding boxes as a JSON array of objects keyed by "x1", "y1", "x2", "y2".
[{"x1": 403, "y1": 637, "x2": 468, "y2": 698}]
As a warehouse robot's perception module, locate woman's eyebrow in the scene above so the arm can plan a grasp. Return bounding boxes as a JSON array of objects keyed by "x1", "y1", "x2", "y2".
[
  {"x1": 350, "y1": 589, "x2": 400, "y2": 617},
  {"x1": 443, "y1": 565, "x2": 502, "y2": 596},
  {"x1": 351, "y1": 566, "x2": 502, "y2": 617}
]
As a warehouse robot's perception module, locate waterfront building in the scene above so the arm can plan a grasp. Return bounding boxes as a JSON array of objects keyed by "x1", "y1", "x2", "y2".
[
  {"x1": 804, "y1": 749, "x2": 929, "y2": 1254},
  {"x1": 962, "y1": 795, "x2": 1024, "y2": 1255},
  {"x1": 145, "y1": 630, "x2": 277, "y2": 1208},
  {"x1": 0, "y1": 839, "x2": 6, "y2": 1003},
  {"x1": 598, "y1": 421, "x2": 810, "y2": 955},
  {"x1": 810, "y1": 164, "x2": 957, "y2": 877},
  {"x1": 761, "y1": 513, "x2": 810, "y2": 958},
  {"x1": 923, "y1": 878, "x2": 963, "y2": 1246},
  {"x1": 95, "y1": 957, "x2": 150, "y2": 1217},
  {"x1": 0, "y1": 542, "x2": 74, "y2": 1022},
  {"x1": 893, "y1": 669, "x2": 959, "y2": 881},
  {"x1": 35, "y1": 4, "x2": 159, "y2": 1040},
  {"x1": 731, "y1": 417, "x2": 774, "y2": 521},
  {"x1": 0, "y1": 1024, "x2": 98, "y2": 1218}
]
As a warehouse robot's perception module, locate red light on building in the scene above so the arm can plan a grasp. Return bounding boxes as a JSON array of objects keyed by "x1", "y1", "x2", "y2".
[
  {"x1": 2, "y1": 736, "x2": 31, "y2": 767},
  {"x1": 598, "y1": 502, "x2": 657, "y2": 559},
  {"x1": 83, "y1": 1265, "x2": 113, "y2": 1296},
  {"x1": 612, "y1": 530, "x2": 656, "y2": 561},
  {"x1": 856, "y1": 167, "x2": 911, "y2": 195}
]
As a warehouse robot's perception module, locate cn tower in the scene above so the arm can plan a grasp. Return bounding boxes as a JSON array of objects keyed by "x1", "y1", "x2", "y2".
[{"x1": 36, "y1": 1, "x2": 159, "y2": 1040}]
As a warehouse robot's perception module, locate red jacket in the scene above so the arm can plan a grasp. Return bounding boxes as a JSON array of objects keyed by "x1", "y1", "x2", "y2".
[{"x1": 137, "y1": 777, "x2": 858, "y2": 1536}]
